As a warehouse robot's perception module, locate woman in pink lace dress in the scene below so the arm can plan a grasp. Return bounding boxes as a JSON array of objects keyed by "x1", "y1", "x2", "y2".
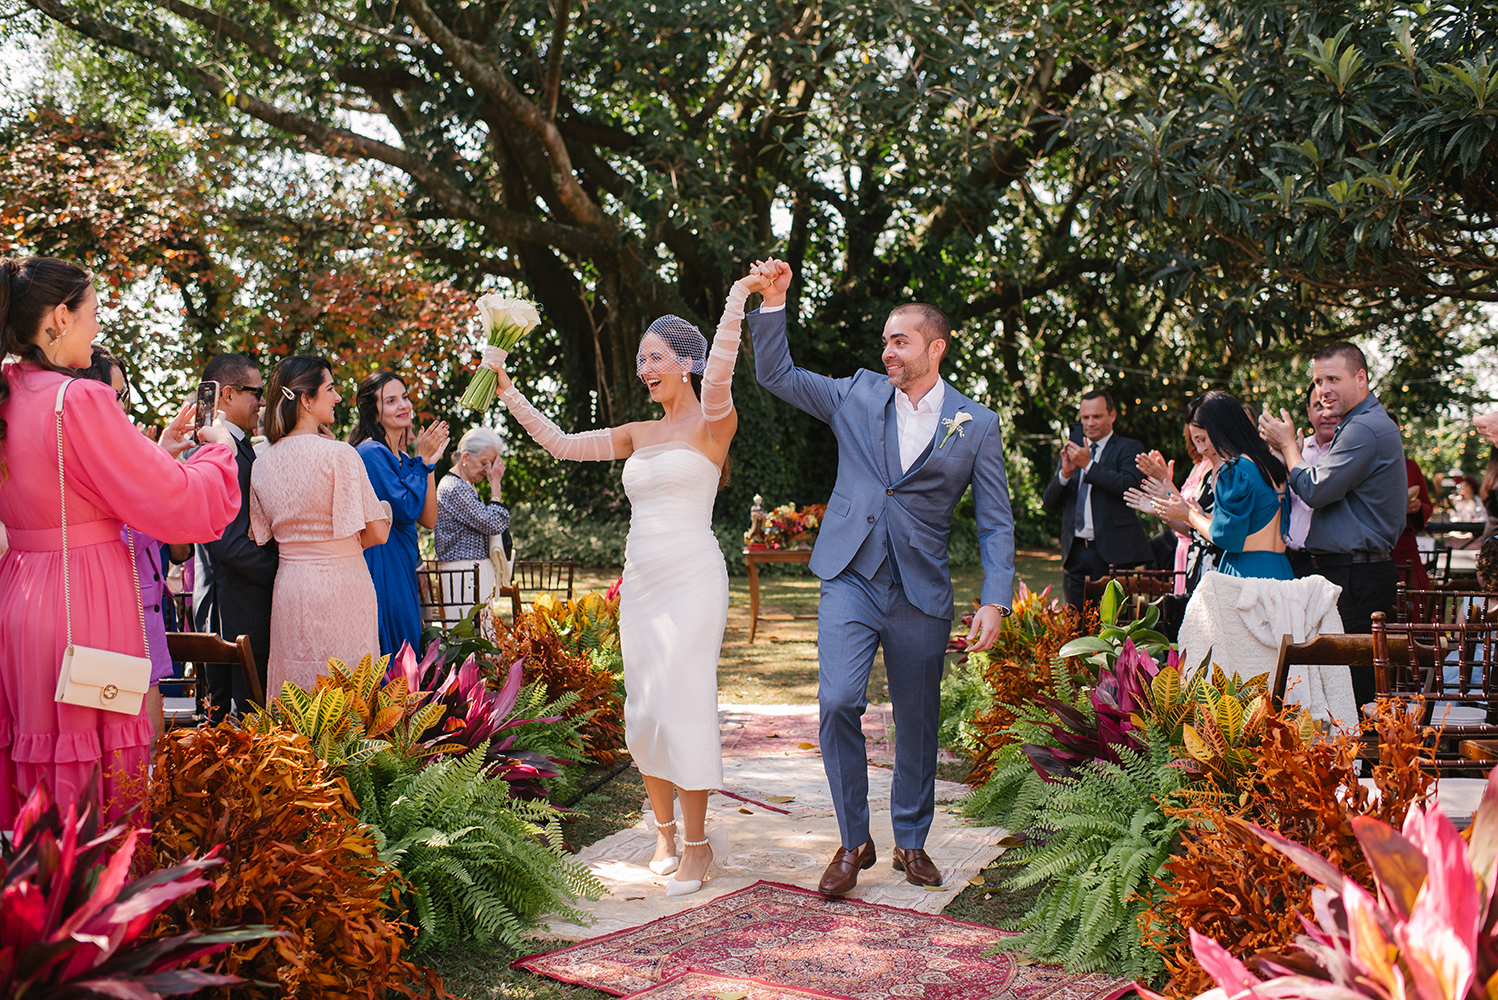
[
  {"x1": 0, "y1": 257, "x2": 240, "y2": 824},
  {"x1": 249, "y1": 356, "x2": 391, "y2": 694}
]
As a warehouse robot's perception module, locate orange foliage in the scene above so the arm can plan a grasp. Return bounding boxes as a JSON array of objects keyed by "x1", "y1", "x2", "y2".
[
  {"x1": 147, "y1": 726, "x2": 444, "y2": 1000},
  {"x1": 1141, "y1": 702, "x2": 1437, "y2": 998},
  {"x1": 962, "y1": 593, "x2": 1080, "y2": 785},
  {"x1": 481, "y1": 608, "x2": 625, "y2": 765}
]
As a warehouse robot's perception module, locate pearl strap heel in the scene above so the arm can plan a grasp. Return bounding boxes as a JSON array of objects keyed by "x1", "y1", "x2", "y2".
[{"x1": 648, "y1": 818, "x2": 679, "y2": 875}]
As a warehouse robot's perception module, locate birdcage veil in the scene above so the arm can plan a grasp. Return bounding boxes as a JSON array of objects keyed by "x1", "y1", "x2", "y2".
[{"x1": 637, "y1": 315, "x2": 708, "y2": 377}]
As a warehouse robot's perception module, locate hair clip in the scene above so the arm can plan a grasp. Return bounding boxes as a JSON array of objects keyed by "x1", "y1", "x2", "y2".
[{"x1": 281, "y1": 385, "x2": 295, "y2": 401}]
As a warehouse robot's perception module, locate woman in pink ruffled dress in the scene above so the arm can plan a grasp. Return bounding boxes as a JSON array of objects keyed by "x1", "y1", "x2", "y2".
[{"x1": 0, "y1": 257, "x2": 240, "y2": 824}]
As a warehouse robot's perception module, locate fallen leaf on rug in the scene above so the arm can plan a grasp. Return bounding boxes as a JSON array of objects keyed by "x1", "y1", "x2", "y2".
[
  {"x1": 764, "y1": 795, "x2": 795, "y2": 803},
  {"x1": 797, "y1": 743, "x2": 815, "y2": 750},
  {"x1": 922, "y1": 884, "x2": 951, "y2": 892},
  {"x1": 738, "y1": 808, "x2": 754, "y2": 814},
  {"x1": 514, "y1": 880, "x2": 1131, "y2": 1000}
]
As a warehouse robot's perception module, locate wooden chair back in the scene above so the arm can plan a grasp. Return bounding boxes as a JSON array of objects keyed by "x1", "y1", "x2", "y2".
[
  {"x1": 163, "y1": 632, "x2": 264, "y2": 726},
  {"x1": 418, "y1": 560, "x2": 490, "y2": 624},
  {"x1": 511, "y1": 558, "x2": 575, "y2": 608},
  {"x1": 1270, "y1": 632, "x2": 1402, "y2": 710},
  {"x1": 1082, "y1": 566, "x2": 1181, "y2": 623},
  {"x1": 1395, "y1": 587, "x2": 1498, "y2": 625},
  {"x1": 1372, "y1": 612, "x2": 1498, "y2": 770}
]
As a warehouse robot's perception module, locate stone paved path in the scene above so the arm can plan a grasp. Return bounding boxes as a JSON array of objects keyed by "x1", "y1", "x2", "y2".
[{"x1": 541, "y1": 703, "x2": 1007, "y2": 939}]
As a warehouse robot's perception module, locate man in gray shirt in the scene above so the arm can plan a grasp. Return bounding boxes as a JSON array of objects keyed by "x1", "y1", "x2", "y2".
[{"x1": 1260, "y1": 342, "x2": 1407, "y2": 707}]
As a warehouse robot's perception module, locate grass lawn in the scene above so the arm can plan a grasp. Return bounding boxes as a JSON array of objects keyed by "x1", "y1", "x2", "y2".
[{"x1": 444, "y1": 549, "x2": 1065, "y2": 997}]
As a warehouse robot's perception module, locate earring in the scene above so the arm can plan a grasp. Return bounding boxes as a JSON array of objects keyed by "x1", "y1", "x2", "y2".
[
  {"x1": 682, "y1": 373, "x2": 689, "y2": 383},
  {"x1": 45, "y1": 326, "x2": 60, "y2": 343}
]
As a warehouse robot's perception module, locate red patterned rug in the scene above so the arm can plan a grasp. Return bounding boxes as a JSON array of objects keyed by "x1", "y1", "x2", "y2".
[
  {"x1": 514, "y1": 881, "x2": 1131, "y2": 1000},
  {"x1": 619, "y1": 971, "x2": 848, "y2": 1000}
]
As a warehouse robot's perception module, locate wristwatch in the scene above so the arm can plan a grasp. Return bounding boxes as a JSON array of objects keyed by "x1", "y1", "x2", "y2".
[{"x1": 982, "y1": 603, "x2": 1013, "y2": 618}]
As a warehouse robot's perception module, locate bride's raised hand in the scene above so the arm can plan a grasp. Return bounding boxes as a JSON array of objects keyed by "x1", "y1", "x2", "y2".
[{"x1": 740, "y1": 267, "x2": 771, "y2": 294}]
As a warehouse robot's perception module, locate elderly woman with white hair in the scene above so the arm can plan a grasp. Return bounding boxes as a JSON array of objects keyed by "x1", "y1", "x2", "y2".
[{"x1": 434, "y1": 426, "x2": 511, "y2": 615}]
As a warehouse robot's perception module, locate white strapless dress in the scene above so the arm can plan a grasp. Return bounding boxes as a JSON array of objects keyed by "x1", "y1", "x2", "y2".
[{"x1": 619, "y1": 442, "x2": 728, "y2": 790}]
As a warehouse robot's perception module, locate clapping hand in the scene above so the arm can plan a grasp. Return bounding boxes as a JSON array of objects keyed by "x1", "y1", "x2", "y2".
[
  {"x1": 415, "y1": 421, "x2": 450, "y2": 463},
  {"x1": 1136, "y1": 449, "x2": 1170, "y2": 482},
  {"x1": 1477, "y1": 410, "x2": 1498, "y2": 446},
  {"x1": 1258, "y1": 408, "x2": 1297, "y2": 452}
]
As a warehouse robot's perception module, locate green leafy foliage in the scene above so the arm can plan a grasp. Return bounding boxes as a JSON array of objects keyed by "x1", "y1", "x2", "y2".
[
  {"x1": 347, "y1": 745, "x2": 605, "y2": 953},
  {"x1": 997, "y1": 733, "x2": 1187, "y2": 982}
]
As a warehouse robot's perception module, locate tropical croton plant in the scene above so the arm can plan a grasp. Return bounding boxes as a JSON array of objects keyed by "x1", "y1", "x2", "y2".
[{"x1": 1152, "y1": 766, "x2": 1498, "y2": 1000}]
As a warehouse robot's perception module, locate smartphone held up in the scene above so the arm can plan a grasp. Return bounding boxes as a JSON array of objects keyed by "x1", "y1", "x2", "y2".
[{"x1": 193, "y1": 380, "x2": 219, "y2": 437}]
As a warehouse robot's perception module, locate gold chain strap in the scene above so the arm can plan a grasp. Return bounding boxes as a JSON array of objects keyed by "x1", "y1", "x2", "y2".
[{"x1": 56, "y1": 380, "x2": 149, "y2": 658}]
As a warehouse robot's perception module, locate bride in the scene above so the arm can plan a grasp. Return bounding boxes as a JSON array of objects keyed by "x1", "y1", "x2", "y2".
[{"x1": 480, "y1": 266, "x2": 770, "y2": 896}]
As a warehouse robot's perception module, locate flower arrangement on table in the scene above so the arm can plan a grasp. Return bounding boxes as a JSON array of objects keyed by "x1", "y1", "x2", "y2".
[{"x1": 746, "y1": 502, "x2": 826, "y2": 550}]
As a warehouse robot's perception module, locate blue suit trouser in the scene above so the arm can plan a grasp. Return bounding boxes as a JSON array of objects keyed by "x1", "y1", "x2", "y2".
[{"x1": 818, "y1": 560, "x2": 950, "y2": 850}]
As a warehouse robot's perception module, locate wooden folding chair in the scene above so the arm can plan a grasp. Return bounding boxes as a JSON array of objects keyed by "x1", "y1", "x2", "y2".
[
  {"x1": 511, "y1": 558, "x2": 576, "y2": 608},
  {"x1": 163, "y1": 632, "x2": 264, "y2": 727},
  {"x1": 1373, "y1": 611, "x2": 1498, "y2": 774}
]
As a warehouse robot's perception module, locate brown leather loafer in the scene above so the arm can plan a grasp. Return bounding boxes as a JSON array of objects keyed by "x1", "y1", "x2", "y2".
[
  {"x1": 818, "y1": 839, "x2": 877, "y2": 896},
  {"x1": 891, "y1": 847, "x2": 942, "y2": 886}
]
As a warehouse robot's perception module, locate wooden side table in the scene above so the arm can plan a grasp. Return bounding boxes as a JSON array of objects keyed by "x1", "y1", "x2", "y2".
[{"x1": 744, "y1": 548, "x2": 814, "y2": 643}]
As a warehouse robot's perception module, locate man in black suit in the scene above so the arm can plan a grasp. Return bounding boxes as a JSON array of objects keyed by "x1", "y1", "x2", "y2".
[
  {"x1": 195, "y1": 354, "x2": 277, "y2": 720},
  {"x1": 1042, "y1": 390, "x2": 1154, "y2": 610}
]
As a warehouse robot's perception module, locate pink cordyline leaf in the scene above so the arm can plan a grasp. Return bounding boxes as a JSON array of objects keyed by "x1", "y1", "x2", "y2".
[
  {"x1": 1341, "y1": 880, "x2": 1404, "y2": 1000},
  {"x1": 11, "y1": 780, "x2": 50, "y2": 843},
  {"x1": 1352, "y1": 814, "x2": 1427, "y2": 921},
  {"x1": 491, "y1": 656, "x2": 525, "y2": 720},
  {"x1": 1190, "y1": 928, "x2": 1262, "y2": 999},
  {"x1": 93, "y1": 874, "x2": 212, "y2": 932},
  {"x1": 1464, "y1": 768, "x2": 1498, "y2": 907},
  {"x1": 1402, "y1": 806, "x2": 1480, "y2": 955},
  {"x1": 42, "y1": 805, "x2": 83, "y2": 933},
  {"x1": 52, "y1": 824, "x2": 138, "y2": 944},
  {"x1": 1245, "y1": 821, "x2": 1349, "y2": 894},
  {"x1": 2, "y1": 880, "x2": 48, "y2": 948}
]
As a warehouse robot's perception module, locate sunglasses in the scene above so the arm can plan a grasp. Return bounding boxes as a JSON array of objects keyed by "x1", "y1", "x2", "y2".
[{"x1": 227, "y1": 384, "x2": 265, "y2": 399}]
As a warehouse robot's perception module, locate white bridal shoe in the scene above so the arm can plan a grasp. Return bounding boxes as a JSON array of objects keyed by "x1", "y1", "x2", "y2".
[
  {"x1": 666, "y1": 828, "x2": 725, "y2": 897},
  {"x1": 648, "y1": 817, "x2": 680, "y2": 876}
]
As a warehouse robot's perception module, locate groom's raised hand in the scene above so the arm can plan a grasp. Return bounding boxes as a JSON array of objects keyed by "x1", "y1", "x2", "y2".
[{"x1": 753, "y1": 258, "x2": 792, "y2": 309}]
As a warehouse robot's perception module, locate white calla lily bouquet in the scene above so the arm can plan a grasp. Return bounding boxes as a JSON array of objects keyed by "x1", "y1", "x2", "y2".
[{"x1": 461, "y1": 293, "x2": 543, "y2": 410}]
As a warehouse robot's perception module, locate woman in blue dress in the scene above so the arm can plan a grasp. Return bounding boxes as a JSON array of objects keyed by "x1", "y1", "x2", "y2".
[
  {"x1": 1131, "y1": 390, "x2": 1293, "y2": 581},
  {"x1": 347, "y1": 371, "x2": 449, "y2": 655}
]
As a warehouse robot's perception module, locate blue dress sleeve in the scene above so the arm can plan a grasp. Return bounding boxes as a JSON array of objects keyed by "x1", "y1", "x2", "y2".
[
  {"x1": 357, "y1": 440, "x2": 431, "y2": 526},
  {"x1": 1208, "y1": 459, "x2": 1256, "y2": 553}
]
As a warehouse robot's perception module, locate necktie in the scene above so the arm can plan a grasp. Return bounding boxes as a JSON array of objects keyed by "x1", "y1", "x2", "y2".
[{"x1": 1077, "y1": 441, "x2": 1099, "y2": 536}]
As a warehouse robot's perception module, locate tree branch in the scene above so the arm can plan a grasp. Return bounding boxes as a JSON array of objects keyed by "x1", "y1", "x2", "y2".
[
  {"x1": 541, "y1": 0, "x2": 570, "y2": 120},
  {"x1": 26, "y1": 0, "x2": 611, "y2": 257}
]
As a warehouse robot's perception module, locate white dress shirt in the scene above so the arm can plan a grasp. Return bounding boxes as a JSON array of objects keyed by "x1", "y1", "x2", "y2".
[
  {"x1": 895, "y1": 380, "x2": 946, "y2": 473},
  {"x1": 1057, "y1": 431, "x2": 1112, "y2": 539}
]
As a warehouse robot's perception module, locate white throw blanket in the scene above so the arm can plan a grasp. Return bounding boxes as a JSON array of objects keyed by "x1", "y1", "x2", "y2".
[{"x1": 1178, "y1": 571, "x2": 1353, "y2": 728}]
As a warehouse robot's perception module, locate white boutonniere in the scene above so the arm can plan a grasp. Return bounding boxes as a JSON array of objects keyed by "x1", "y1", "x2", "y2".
[{"x1": 939, "y1": 411, "x2": 973, "y2": 449}]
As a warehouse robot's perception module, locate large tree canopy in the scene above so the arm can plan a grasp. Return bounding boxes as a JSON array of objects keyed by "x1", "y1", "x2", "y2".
[{"x1": 4, "y1": 0, "x2": 1495, "y2": 524}]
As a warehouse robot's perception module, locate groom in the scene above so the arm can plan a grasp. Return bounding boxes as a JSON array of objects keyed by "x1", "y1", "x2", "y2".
[{"x1": 749, "y1": 261, "x2": 1015, "y2": 895}]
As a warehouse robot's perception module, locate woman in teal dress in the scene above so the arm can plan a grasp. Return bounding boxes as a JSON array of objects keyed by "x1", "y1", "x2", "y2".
[
  {"x1": 1132, "y1": 390, "x2": 1292, "y2": 581},
  {"x1": 348, "y1": 371, "x2": 449, "y2": 655}
]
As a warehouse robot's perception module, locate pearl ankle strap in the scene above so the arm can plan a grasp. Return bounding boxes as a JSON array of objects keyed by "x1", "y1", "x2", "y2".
[
  {"x1": 653, "y1": 818, "x2": 677, "y2": 829},
  {"x1": 684, "y1": 836, "x2": 710, "y2": 846}
]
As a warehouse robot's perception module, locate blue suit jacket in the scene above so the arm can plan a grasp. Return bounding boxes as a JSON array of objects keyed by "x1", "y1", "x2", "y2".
[{"x1": 749, "y1": 309, "x2": 1016, "y2": 618}]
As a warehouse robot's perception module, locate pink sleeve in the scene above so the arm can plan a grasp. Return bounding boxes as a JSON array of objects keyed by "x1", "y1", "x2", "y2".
[
  {"x1": 61, "y1": 379, "x2": 240, "y2": 544},
  {"x1": 331, "y1": 443, "x2": 387, "y2": 539},
  {"x1": 249, "y1": 480, "x2": 272, "y2": 545}
]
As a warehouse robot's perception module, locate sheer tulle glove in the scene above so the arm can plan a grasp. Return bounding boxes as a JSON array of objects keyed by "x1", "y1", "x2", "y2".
[
  {"x1": 701, "y1": 280, "x2": 750, "y2": 422},
  {"x1": 499, "y1": 386, "x2": 617, "y2": 461}
]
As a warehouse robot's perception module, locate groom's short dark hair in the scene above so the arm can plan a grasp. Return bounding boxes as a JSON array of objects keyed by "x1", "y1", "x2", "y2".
[{"x1": 889, "y1": 303, "x2": 951, "y2": 359}]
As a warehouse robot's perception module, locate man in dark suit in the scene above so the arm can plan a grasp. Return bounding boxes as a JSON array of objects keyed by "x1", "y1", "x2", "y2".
[
  {"x1": 1042, "y1": 390, "x2": 1154, "y2": 609},
  {"x1": 195, "y1": 354, "x2": 277, "y2": 719}
]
